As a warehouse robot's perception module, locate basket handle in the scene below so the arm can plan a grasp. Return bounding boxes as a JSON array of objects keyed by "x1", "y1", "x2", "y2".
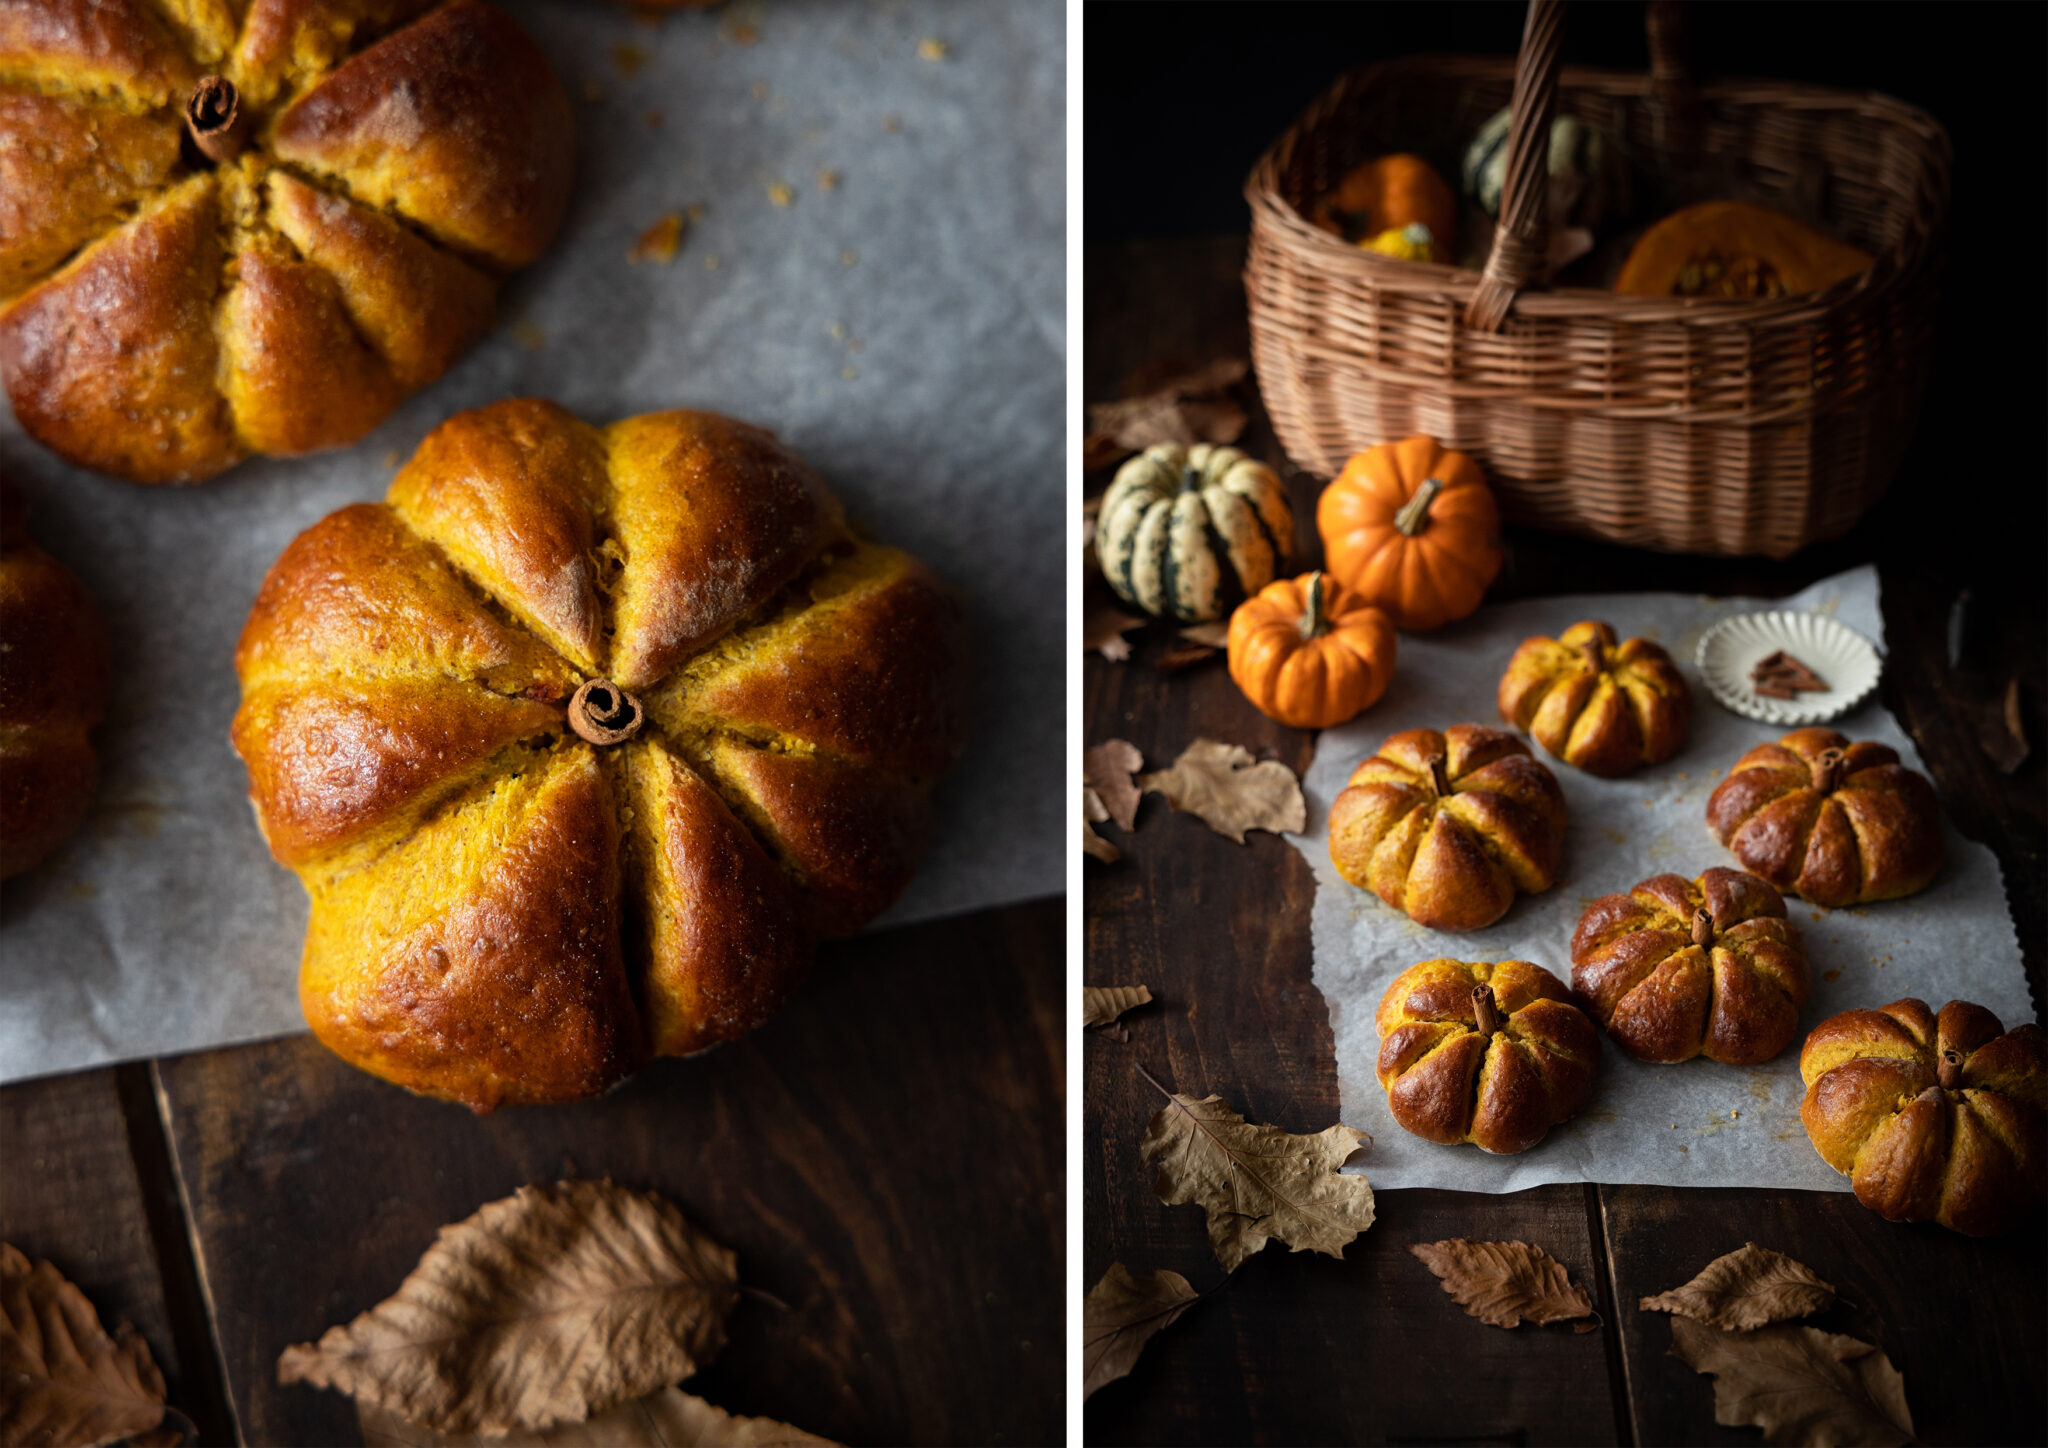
[{"x1": 1464, "y1": 0, "x2": 1566, "y2": 332}]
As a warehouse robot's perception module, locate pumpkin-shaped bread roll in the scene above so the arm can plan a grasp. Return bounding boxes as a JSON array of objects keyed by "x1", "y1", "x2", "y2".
[
  {"x1": 1328, "y1": 725, "x2": 1566, "y2": 931},
  {"x1": 1376, "y1": 959, "x2": 1599, "y2": 1154},
  {"x1": 1571, "y1": 868, "x2": 1809, "y2": 1065},
  {"x1": 0, "y1": 484, "x2": 108, "y2": 879},
  {"x1": 233, "y1": 401, "x2": 971, "y2": 1111},
  {"x1": 0, "y1": 0, "x2": 572, "y2": 483},
  {"x1": 1497, "y1": 620, "x2": 1689, "y2": 776},
  {"x1": 1706, "y1": 728, "x2": 1942, "y2": 906},
  {"x1": 1800, "y1": 998, "x2": 2046, "y2": 1236}
]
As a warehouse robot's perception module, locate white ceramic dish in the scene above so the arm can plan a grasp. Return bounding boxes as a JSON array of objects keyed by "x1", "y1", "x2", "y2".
[{"x1": 1696, "y1": 611, "x2": 1882, "y2": 725}]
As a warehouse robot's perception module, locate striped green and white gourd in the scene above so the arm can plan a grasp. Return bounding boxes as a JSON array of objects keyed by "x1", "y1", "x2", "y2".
[
  {"x1": 1462, "y1": 107, "x2": 1616, "y2": 231},
  {"x1": 1098, "y1": 443, "x2": 1292, "y2": 623}
]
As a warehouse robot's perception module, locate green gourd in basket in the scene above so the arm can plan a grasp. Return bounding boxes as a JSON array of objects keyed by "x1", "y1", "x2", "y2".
[{"x1": 1097, "y1": 444, "x2": 1292, "y2": 623}]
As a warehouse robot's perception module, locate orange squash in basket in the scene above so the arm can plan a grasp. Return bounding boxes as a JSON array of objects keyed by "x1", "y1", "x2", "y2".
[
  {"x1": 1317, "y1": 436, "x2": 1502, "y2": 631},
  {"x1": 1311, "y1": 154, "x2": 1456, "y2": 259},
  {"x1": 1616, "y1": 202, "x2": 1873, "y2": 299}
]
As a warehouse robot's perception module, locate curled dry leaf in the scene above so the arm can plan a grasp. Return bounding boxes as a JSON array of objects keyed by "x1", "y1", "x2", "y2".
[
  {"x1": 1408, "y1": 1240, "x2": 1595, "y2": 1330},
  {"x1": 358, "y1": 1388, "x2": 839, "y2": 1446},
  {"x1": 278, "y1": 1181, "x2": 739, "y2": 1436},
  {"x1": 1082, "y1": 1263, "x2": 1200, "y2": 1401},
  {"x1": 1179, "y1": 622, "x2": 1231, "y2": 649},
  {"x1": 1085, "y1": 601, "x2": 1143, "y2": 662},
  {"x1": 1139, "y1": 1072, "x2": 1375, "y2": 1272},
  {"x1": 1154, "y1": 643, "x2": 1219, "y2": 673},
  {"x1": 1084, "y1": 740, "x2": 1144, "y2": 832},
  {"x1": 1982, "y1": 677, "x2": 2028, "y2": 774},
  {"x1": 0, "y1": 1243, "x2": 173, "y2": 1448},
  {"x1": 1083, "y1": 985, "x2": 1153, "y2": 1028},
  {"x1": 1139, "y1": 740, "x2": 1306, "y2": 844},
  {"x1": 1084, "y1": 358, "x2": 1250, "y2": 467},
  {"x1": 1669, "y1": 1317, "x2": 1913, "y2": 1448},
  {"x1": 1082, "y1": 797, "x2": 1120, "y2": 864},
  {"x1": 1639, "y1": 1243, "x2": 1834, "y2": 1332}
]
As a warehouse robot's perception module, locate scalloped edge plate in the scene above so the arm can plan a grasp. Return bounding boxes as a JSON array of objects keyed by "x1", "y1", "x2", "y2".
[{"x1": 1695, "y1": 611, "x2": 1882, "y2": 725}]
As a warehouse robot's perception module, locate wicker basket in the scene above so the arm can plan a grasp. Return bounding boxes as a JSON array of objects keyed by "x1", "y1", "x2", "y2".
[{"x1": 1244, "y1": 0, "x2": 1950, "y2": 559}]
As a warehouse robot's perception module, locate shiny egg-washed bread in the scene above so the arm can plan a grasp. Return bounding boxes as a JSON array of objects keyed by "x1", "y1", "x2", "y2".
[
  {"x1": 232, "y1": 401, "x2": 971, "y2": 1110},
  {"x1": 1706, "y1": 727, "x2": 1942, "y2": 906},
  {"x1": 1800, "y1": 998, "x2": 2045, "y2": 1236},
  {"x1": 1497, "y1": 620, "x2": 1689, "y2": 776},
  {"x1": 1375, "y1": 958, "x2": 1599, "y2": 1154},
  {"x1": 1328, "y1": 724, "x2": 1566, "y2": 932},
  {"x1": 0, "y1": 0, "x2": 570, "y2": 483},
  {"x1": 0, "y1": 482, "x2": 107, "y2": 879},
  {"x1": 1571, "y1": 867, "x2": 1809, "y2": 1065}
]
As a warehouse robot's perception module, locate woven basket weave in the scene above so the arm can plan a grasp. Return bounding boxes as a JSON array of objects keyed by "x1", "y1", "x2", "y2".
[{"x1": 1244, "y1": 0, "x2": 1950, "y2": 559}]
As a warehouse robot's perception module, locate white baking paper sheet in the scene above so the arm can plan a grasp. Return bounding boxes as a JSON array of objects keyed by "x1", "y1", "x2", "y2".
[
  {"x1": 1292, "y1": 566, "x2": 2032, "y2": 1192},
  {"x1": 0, "y1": 0, "x2": 1064, "y2": 1085}
]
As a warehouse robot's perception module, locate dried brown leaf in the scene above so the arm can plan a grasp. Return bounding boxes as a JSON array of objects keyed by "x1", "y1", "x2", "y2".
[
  {"x1": 358, "y1": 1388, "x2": 837, "y2": 1446},
  {"x1": 277, "y1": 1181, "x2": 739, "y2": 1436},
  {"x1": 1082, "y1": 797, "x2": 1120, "y2": 864},
  {"x1": 1082, "y1": 434, "x2": 1127, "y2": 472},
  {"x1": 1983, "y1": 677, "x2": 2028, "y2": 773},
  {"x1": 1408, "y1": 1240, "x2": 1594, "y2": 1329},
  {"x1": 1084, "y1": 601, "x2": 1142, "y2": 661},
  {"x1": 1139, "y1": 740, "x2": 1305, "y2": 844},
  {"x1": 1082, "y1": 1263, "x2": 1199, "y2": 1400},
  {"x1": 1178, "y1": 622, "x2": 1231, "y2": 649},
  {"x1": 0, "y1": 1243, "x2": 170, "y2": 1448},
  {"x1": 1083, "y1": 985, "x2": 1153, "y2": 1028},
  {"x1": 1153, "y1": 643, "x2": 1218, "y2": 673},
  {"x1": 1640, "y1": 1243, "x2": 1834, "y2": 1331},
  {"x1": 1083, "y1": 740, "x2": 1143, "y2": 832},
  {"x1": 1670, "y1": 1318, "x2": 1913, "y2": 1447},
  {"x1": 1140, "y1": 1082, "x2": 1374, "y2": 1272},
  {"x1": 1084, "y1": 357, "x2": 1250, "y2": 459}
]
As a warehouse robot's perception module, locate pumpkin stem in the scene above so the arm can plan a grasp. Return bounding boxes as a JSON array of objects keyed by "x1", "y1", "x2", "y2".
[
  {"x1": 568, "y1": 678, "x2": 645, "y2": 745},
  {"x1": 1580, "y1": 637, "x2": 1605, "y2": 675},
  {"x1": 1690, "y1": 907, "x2": 1713, "y2": 949},
  {"x1": 184, "y1": 76, "x2": 248, "y2": 164},
  {"x1": 1811, "y1": 747, "x2": 1846, "y2": 795},
  {"x1": 1428, "y1": 753, "x2": 1451, "y2": 797},
  {"x1": 1938, "y1": 1048, "x2": 1963, "y2": 1091},
  {"x1": 1471, "y1": 983, "x2": 1501, "y2": 1039},
  {"x1": 1300, "y1": 572, "x2": 1331, "y2": 640},
  {"x1": 1393, "y1": 476, "x2": 1445, "y2": 537}
]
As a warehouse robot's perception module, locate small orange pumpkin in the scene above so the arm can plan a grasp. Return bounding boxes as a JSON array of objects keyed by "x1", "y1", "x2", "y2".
[
  {"x1": 1227, "y1": 572, "x2": 1396, "y2": 730},
  {"x1": 1317, "y1": 437, "x2": 1502, "y2": 632},
  {"x1": 1616, "y1": 201, "x2": 1873, "y2": 299},
  {"x1": 1312, "y1": 154, "x2": 1456, "y2": 260}
]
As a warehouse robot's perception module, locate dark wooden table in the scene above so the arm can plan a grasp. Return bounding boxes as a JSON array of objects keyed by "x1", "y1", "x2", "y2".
[
  {"x1": 1083, "y1": 237, "x2": 2047, "y2": 1446},
  {"x1": 1, "y1": 896, "x2": 1063, "y2": 1447}
]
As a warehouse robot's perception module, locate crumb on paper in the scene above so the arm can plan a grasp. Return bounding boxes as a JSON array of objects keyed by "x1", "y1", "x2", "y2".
[
  {"x1": 766, "y1": 182, "x2": 794, "y2": 207},
  {"x1": 686, "y1": 203, "x2": 708, "y2": 223},
  {"x1": 917, "y1": 37, "x2": 948, "y2": 60},
  {"x1": 513, "y1": 319, "x2": 546, "y2": 351},
  {"x1": 611, "y1": 42, "x2": 647, "y2": 77},
  {"x1": 842, "y1": 365, "x2": 858, "y2": 380},
  {"x1": 704, "y1": 252, "x2": 722, "y2": 271},
  {"x1": 828, "y1": 321, "x2": 847, "y2": 340},
  {"x1": 381, "y1": 450, "x2": 399, "y2": 469},
  {"x1": 1823, "y1": 968, "x2": 1842, "y2": 982},
  {"x1": 848, "y1": 337, "x2": 864, "y2": 352},
  {"x1": 816, "y1": 168, "x2": 841, "y2": 191},
  {"x1": 882, "y1": 113, "x2": 902, "y2": 133},
  {"x1": 751, "y1": 80, "x2": 769, "y2": 101},
  {"x1": 841, "y1": 248, "x2": 859, "y2": 267},
  {"x1": 629, "y1": 213, "x2": 685, "y2": 264},
  {"x1": 724, "y1": 22, "x2": 760, "y2": 46}
]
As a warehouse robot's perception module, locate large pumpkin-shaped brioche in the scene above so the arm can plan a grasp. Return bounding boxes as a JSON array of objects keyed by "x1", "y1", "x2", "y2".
[
  {"x1": 1317, "y1": 436, "x2": 1502, "y2": 632},
  {"x1": 1, "y1": 484, "x2": 108, "y2": 879},
  {"x1": 1098, "y1": 443, "x2": 1292, "y2": 623},
  {"x1": 233, "y1": 401, "x2": 971, "y2": 1111},
  {"x1": 1225, "y1": 572, "x2": 1396, "y2": 730},
  {"x1": 1800, "y1": 999, "x2": 2045, "y2": 1236},
  {"x1": 1328, "y1": 725, "x2": 1566, "y2": 932},
  {"x1": 1706, "y1": 728, "x2": 1942, "y2": 907},
  {"x1": 1376, "y1": 959, "x2": 1599, "y2": 1154},
  {"x1": 0, "y1": 0, "x2": 572, "y2": 483},
  {"x1": 1572, "y1": 869, "x2": 1809, "y2": 1065},
  {"x1": 1498, "y1": 620, "x2": 1689, "y2": 776}
]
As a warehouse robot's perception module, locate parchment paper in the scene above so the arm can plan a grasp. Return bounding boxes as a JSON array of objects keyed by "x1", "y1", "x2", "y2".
[
  {"x1": 0, "y1": 0, "x2": 1064, "y2": 1085},
  {"x1": 1291, "y1": 566, "x2": 2032, "y2": 1193}
]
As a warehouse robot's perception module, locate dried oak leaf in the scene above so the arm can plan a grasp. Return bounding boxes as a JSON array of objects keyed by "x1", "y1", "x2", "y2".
[
  {"x1": 358, "y1": 1388, "x2": 838, "y2": 1446},
  {"x1": 1640, "y1": 1243, "x2": 1834, "y2": 1331},
  {"x1": 1408, "y1": 1240, "x2": 1595, "y2": 1330},
  {"x1": 278, "y1": 1181, "x2": 739, "y2": 1437},
  {"x1": 1083, "y1": 986, "x2": 1153, "y2": 1028},
  {"x1": 1084, "y1": 358, "x2": 1250, "y2": 465},
  {"x1": 1670, "y1": 1317, "x2": 1913, "y2": 1448},
  {"x1": 0, "y1": 1243, "x2": 173, "y2": 1448},
  {"x1": 1084, "y1": 740, "x2": 1144, "y2": 832},
  {"x1": 1082, "y1": 792, "x2": 1120, "y2": 864},
  {"x1": 1139, "y1": 740, "x2": 1305, "y2": 844},
  {"x1": 1082, "y1": 1263, "x2": 1200, "y2": 1400},
  {"x1": 1085, "y1": 600, "x2": 1143, "y2": 662},
  {"x1": 1141, "y1": 1087, "x2": 1374, "y2": 1272}
]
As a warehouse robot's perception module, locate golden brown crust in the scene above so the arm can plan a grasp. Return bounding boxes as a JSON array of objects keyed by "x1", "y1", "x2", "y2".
[
  {"x1": 1706, "y1": 727, "x2": 1943, "y2": 906},
  {"x1": 1375, "y1": 959, "x2": 1599, "y2": 1154},
  {"x1": 0, "y1": 483, "x2": 108, "y2": 880},
  {"x1": 1497, "y1": 620, "x2": 1690, "y2": 777},
  {"x1": 1799, "y1": 997, "x2": 2046, "y2": 1236},
  {"x1": 235, "y1": 404, "x2": 969, "y2": 1106},
  {"x1": 0, "y1": 0, "x2": 569, "y2": 484},
  {"x1": 1328, "y1": 724, "x2": 1566, "y2": 932},
  {"x1": 1570, "y1": 867, "x2": 1808, "y2": 1064}
]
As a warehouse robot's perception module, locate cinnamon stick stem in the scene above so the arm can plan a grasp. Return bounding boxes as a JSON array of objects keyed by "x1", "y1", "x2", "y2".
[
  {"x1": 1472, "y1": 983, "x2": 1500, "y2": 1038},
  {"x1": 1937, "y1": 1049, "x2": 1963, "y2": 1091}
]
